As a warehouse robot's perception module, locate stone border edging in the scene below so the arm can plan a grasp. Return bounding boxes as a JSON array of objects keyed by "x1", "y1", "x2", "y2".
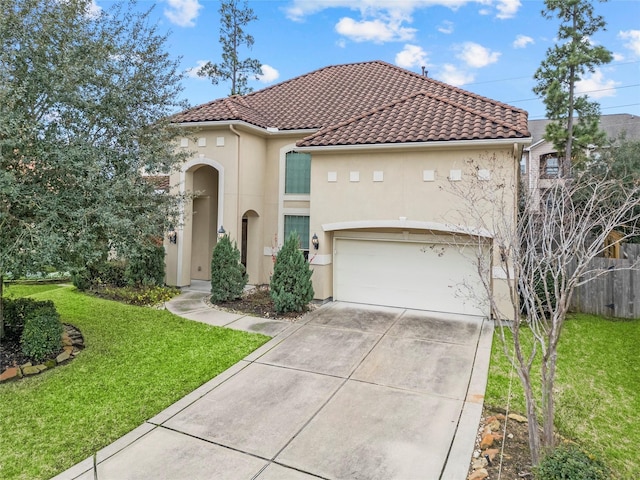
[{"x1": 0, "y1": 323, "x2": 84, "y2": 382}]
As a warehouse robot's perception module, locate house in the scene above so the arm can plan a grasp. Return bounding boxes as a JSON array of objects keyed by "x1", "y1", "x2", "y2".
[
  {"x1": 164, "y1": 61, "x2": 530, "y2": 318},
  {"x1": 521, "y1": 113, "x2": 640, "y2": 208}
]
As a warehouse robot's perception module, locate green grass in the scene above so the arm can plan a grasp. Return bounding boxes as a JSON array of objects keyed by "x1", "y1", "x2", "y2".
[
  {"x1": 485, "y1": 314, "x2": 640, "y2": 478},
  {"x1": 2, "y1": 282, "x2": 66, "y2": 298},
  {"x1": 0, "y1": 285, "x2": 270, "y2": 480}
]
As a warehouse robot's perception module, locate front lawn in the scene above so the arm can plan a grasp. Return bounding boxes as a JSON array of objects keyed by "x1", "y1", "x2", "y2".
[
  {"x1": 485, "y1": 313, "x2": 640, "y2": 478},
  {"x1": 0, "y1": 285, "x2": 270, "y2": 480}
]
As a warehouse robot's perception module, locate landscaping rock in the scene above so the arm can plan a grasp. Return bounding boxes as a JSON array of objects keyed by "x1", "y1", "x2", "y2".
[
  {"x1": 488, "y1": 419, "x2": 501, "y2": 431},
  {"x1": 508, "y1": 413, "x2": 528, "y2": 423},
  {"x1": 472, "y1": 457, "x2": 488, "y2": 470},
  {"x1": 35, "y1": 364, "x2": 48, "y2": 372},
  {"x1": 0, "y1": 367, "x2": 19, "y2": 382},
  {"x1": 480, "y1": 433, "x2": 496, "y2": 449},
  {"x1": 56, "y1": 351, "x2": 71, "y2": 363},
  {"x1": 468, "y1": 468, "x2": 489, "y2": 480},
  {"x1": 484, "y1": 448, "x2": 499, "y2": 462},
  {"x1": 22, "y1": 365, "x2": 40, "y2": 375}
]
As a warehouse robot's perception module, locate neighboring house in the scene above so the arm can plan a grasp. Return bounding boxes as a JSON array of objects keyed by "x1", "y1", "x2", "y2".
[
  {"x1": 164, "y1": 60, "x2": 530, "y2": 318},
  {"x1": 521, "y1": 113, "x2": 640, "y2": 208}
]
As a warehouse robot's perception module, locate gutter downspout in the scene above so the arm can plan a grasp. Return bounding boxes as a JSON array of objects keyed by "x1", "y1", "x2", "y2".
[{"x1": 229, "y1": 124, "x2": 241, "y2": 238}]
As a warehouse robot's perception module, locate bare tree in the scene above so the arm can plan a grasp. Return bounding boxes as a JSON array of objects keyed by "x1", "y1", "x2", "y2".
[{"x1": 446, "y1": 154, "x2": 640, "y2": 465}]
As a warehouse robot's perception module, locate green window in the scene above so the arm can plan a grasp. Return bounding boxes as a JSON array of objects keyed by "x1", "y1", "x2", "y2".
[
  {"x1": 284, "y1": 215, "x2": 310, "y2": 250},
  {"x1": 285, "y1": 152, "x2": 311, "y2": 194}
]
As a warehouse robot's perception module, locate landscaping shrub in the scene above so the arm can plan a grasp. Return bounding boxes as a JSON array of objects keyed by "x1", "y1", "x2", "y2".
[
  {"x1": 2, "y1": 298, "x2": 58, "y2": 341},
  {"x1": 72, "y1": 261, "x2": 127, "y2": 291},
  {"x1": 210, "y1": 236, "x2": 247, "y2": 303},
  {"x1": 20, "y1": 311, "x2": 63, "y2": 362},
  {"x1": 535, "y1": 444, "x2": 610, "y2": 480},
  {"x1": 270, "y1": 231, "x2": 314, "y2": 313},
  {"x1": 99, "y1": 285, "x2": 179, "y2": 306},
  {"x1": 125, "y1": 243, "x2": 166, "y2": 287}
]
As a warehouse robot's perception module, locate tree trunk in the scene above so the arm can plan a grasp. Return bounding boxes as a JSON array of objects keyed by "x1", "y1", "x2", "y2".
[{"x1": 520, "y1": 367, "x2": 542, "y2": 466}]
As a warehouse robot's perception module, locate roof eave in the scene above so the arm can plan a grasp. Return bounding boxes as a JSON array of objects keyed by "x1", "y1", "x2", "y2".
[
  {"x1": 295, "y1": 137, "x2": 533, "y2": 153},
  {"x1": 173, "y1": 120, "x2": 318, "y2": 137}
]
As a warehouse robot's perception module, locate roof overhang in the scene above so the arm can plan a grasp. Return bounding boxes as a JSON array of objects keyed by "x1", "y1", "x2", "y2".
[
  {"x1": 296, "y1": 137, "x2": 532, "y2": 153},
  {"x1": 322, "y1": 219, "x2": 493, "y2": 239},
  {"x1": 172, "y1": 120, "x2": 318, "y2": 138}
]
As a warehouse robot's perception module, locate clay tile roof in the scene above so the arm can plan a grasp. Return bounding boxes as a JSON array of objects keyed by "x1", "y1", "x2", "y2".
[
  {"x1": 145, "y1": 175, "x2": 170, "y2": 191},
  {"x1": 171, "y1": 60, "x2": 529, "y2": 145}
]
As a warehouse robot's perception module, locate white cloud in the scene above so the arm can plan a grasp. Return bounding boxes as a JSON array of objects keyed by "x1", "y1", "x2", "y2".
[
  {"x1": 285, "y1": 1, "x2": 521, "y2": 23},
  {"x1": 495, "y1": 0, "x2": 521, "y2": 19},
  {"x1": 185, "y1": 60, "x2": 208, "y2": 79},
  {"x1": 437, "y1": 20, "x2": 454, "y2": 34},
  {"x1": 438, "y1": 64, "x2": 474, "y2": 86},
  {"x1": 164, "y1": 0, "x2": 202, "y2": 27},
  {"x1": 575, "y1": 69, "x2": 619, "y2": 99},
  {"x1": 456, "y1": 42, "x2": 501, "y2": 68},
  {"x1": 335, "y1": 16, "x2": 416, "y2": 43},
  {"x1": 513, "y1": 34, "x2": 534, "y2": 49},
  {"x1": 257, "y1": 64, "x2": 280, "y2": 83},
  {"x1": 619, "y1": 30, "x2": 640, "y2": 57},
  {"x1": 86, "y1": 0, "x2": 101, "y2": 18},
  {"x1": 612, "y1": 52, "x2": 625, "y2": 62},
  {"x1": 395, "y1": 44, "x2": 429, "y2": 69}
]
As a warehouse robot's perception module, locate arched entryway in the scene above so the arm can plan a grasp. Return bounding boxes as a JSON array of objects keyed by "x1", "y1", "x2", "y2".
[
  {"x1": 190, "y1": 165, "x2": 219, "y2": 280},
  {"x1": 175, "y1": 158, "x2": 225, "y2": 286},
  {"x1": 241, "y1": 210, "x2": 260, "y2": 284}
]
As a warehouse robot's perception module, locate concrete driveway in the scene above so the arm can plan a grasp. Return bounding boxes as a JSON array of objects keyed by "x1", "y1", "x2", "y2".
[{"x1": 53, "y1": 296, "x2": 493, "y2": 480}]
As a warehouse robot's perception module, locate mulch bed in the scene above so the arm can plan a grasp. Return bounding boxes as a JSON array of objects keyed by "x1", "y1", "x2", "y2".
[
  {"x1": 469, "y1": 407, "x2": 533, "y2": 479},
  {"x1": 211, "y1": 285, "x2": 313, "y2": 321},
  {"x1": 0, "y1": 336, "x2": 32, "y2": 373}
]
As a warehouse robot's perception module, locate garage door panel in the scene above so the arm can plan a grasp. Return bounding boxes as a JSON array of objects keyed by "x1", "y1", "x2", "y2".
[{"x1": 334, "y1": 238, "x2": 487, "y2": 316}]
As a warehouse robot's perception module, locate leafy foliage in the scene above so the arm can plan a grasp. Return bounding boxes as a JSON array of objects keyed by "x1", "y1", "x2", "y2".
[
  {"x1": 1, "y1": 297, "x2": 58, "y2": 341},
  {"x1": 198, "y1": 0, "x2": 262, "y2": 95},
  {"x1": 0, "y1": 0, "x2": 187, "y2": 337},
  {"x1": 535, "y1": 445, "x2": 610, "y2": 480},
  {"x1": 124, "y1": 242, "x2": 166, "y2": 287},
  {"x1": 210, "y1": 235, "x2": 248, "y2": 303},
  {"x1": 20, "y1": 311, "x2": 62, "y2": 362},
  {"x1": 532, "y1": 0, "x2": 612, "y2": 163},
  {"x1": 270, "y1": 232, "x2": 314, "y2": 313},
  {"x1": 96, "y1": 285, "x2": 179, "y2": 306}
]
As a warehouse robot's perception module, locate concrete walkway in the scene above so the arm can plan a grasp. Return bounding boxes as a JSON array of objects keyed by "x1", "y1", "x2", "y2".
[{"x1": 52, "y1": 282, "x2": 493, "y2": 480}]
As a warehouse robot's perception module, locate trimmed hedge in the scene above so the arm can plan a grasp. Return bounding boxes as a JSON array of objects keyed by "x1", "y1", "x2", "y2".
[
  {"x1": 20, "y1": 312, "x2": 63, "y2": 362},
  {"x1": 2, "y1": 298, "x2": 58, "y2": 341}
]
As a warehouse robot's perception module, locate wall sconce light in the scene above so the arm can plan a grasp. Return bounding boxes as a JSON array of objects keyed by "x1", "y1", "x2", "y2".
[
  {"x1": 217, "y1": 225, "x2": 226, "y2": 240},
  {"x1": 168, "y1": 227, "x2": 177, "y2": 244},
  {"x1": 311, "y1": 233, "x2": 319, "y2": 250}
]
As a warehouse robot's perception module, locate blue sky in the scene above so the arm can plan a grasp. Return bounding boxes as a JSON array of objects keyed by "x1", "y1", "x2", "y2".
[{"x1": 101, "y1": 0, "x2": 639, "y2": 120}]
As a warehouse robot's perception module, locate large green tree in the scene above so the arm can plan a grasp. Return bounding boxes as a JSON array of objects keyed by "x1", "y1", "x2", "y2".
[
  {"x1": 198, "y1": 0, "x2": 262, "y2": 96},
  {"x1": 0, "y1": 0, "x2": 187, "y2": 338},
  {"x1": 533, "y1": 0, "x2": 613, "y2": 165}
]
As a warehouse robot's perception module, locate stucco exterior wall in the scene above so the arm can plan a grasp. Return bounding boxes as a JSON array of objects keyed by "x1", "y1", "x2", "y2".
[{"x1": 164, "y1": 125, "x2": 520, "y2": 319}]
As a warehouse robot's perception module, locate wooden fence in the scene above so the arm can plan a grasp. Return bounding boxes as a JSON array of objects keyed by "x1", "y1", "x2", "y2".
[{"x1": 569, "y1": 244, "x2": 640, "y2": 319}]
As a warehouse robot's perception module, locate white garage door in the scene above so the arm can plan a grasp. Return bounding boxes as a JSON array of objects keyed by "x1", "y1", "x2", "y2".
[{"x1": 333, "y1": 238, "x2": 488, "y2": 316}]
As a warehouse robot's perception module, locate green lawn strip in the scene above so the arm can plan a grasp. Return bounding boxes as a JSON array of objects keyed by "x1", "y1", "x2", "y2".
[
  {"x1": 0, "y1": 286, "x2": 270, "y2": 480},
  {"x1": 2, "y1": 283, "x2": 66, "y2": 298},
  {"x1": 485, "y1": 314, "x2": 640, "y2": 478}
]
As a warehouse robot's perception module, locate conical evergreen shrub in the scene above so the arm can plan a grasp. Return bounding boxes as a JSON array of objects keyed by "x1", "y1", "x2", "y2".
[
  {"x1": 210, "y1": 235, "x2": 247, "y2": 303},
  {"x1": 270, "y1": 231, "x2": 314, "y2": 313}
]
